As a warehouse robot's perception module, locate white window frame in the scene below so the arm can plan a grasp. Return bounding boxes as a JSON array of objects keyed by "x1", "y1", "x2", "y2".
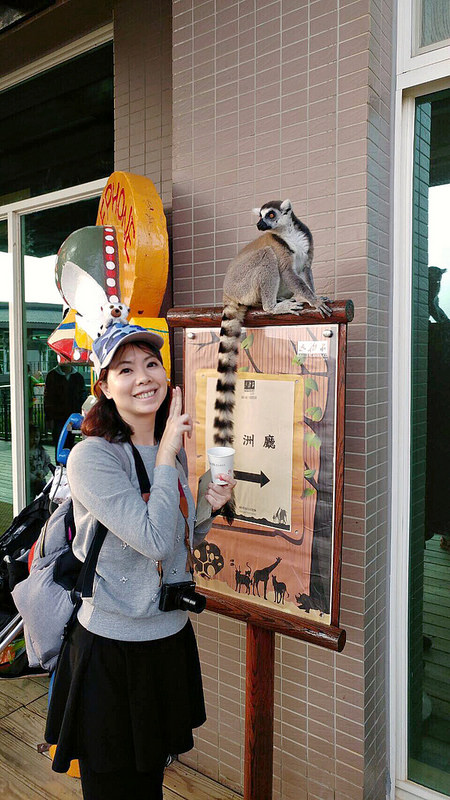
[
  {"x1": 0, "y1": 179, "x2": 107, "y2": 514},
  {"x1": 398, "y1": 0, "x2": 450, "y2": 86},
  {"x1": 0, "y1": 23, "x2": 112, "y2": 93},
  {"x1": 390, "y1": 33, "x2": 450, "y2": 800},
  {"x1": 0, "y1": 24, "x2": 112, "y2": 513}
]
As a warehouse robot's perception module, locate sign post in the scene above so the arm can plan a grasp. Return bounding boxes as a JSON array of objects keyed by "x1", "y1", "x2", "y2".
[
  {"x1": 167, "y1": 301, "x2": 352, "y2": 799},
  {"x1": 245, "y1": 624, "x2": 275, "y2": 800}
]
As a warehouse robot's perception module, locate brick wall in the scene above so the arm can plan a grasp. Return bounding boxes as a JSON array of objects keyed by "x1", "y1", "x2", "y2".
[
  {"x1": 113, "y1": 0, "x2": 173, "y2": 312},
  {"x1": 114, "y1": 0, "x2": 172, "y2": 209},
  {"x1": 171, "y1": 0, "x2": 393, "y2": 798}
]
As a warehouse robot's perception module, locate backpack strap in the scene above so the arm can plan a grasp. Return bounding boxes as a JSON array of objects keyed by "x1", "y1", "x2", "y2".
[
  {"x1": 78, "y1": 522, "x2": 108, "y2": 598},
  {"x1": 130, "y1": 442, "x2": 151, "y2": 499},
  {"x1": 64, "y1": 521, "x2": 108, "y2": 640}
]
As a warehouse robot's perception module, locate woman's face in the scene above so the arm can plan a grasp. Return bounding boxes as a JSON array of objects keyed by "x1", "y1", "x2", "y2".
[{"x1": 100, "y1": 344, "x2": 167, "y2": 426}]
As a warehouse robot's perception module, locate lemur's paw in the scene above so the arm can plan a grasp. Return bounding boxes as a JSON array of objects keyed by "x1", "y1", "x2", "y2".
[
  {"x1": 316, "y1": 298, "x2": 333, "y2": 317},
  {"x1": 290, "y1": 300, "x2": 305, "y2": 314}
]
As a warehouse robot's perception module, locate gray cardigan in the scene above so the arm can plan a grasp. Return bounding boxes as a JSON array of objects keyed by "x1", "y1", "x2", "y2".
[{"x1": 67, "y1": 437, "x2": 212, "y2": 641}]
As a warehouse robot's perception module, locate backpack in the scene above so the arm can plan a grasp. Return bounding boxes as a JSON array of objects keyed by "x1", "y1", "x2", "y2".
[
  {"x1": 11, "y1": 498, "x2": 107, "y2": 672},
  {"x1": 9, "y1": 442, "x2": 161, "y2": 673}
]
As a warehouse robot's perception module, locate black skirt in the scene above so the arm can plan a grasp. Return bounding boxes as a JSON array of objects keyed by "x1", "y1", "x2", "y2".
[{"x1": 45, "y1": 619, "x2": 206, "y2": 774}]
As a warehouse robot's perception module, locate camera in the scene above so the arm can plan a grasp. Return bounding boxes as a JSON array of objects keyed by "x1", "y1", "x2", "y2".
[{"x1": 159, "y1": 581, "x2": 206, "y2": 614}]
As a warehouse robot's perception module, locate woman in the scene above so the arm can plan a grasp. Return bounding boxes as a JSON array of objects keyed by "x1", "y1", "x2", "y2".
[{"x1": 45, "y1": 323, "x2": 235, "y2": 800}]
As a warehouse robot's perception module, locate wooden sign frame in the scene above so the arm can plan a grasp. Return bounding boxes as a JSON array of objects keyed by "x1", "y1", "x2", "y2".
[
  {"x1": 168, "y1": 301, "x2": 352, "y2": 652},
  {"x1": 168, "y1": 301, "x2": 352, "y2": 800}
]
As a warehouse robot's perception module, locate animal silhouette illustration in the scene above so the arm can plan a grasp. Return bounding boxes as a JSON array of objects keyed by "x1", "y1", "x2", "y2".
[
  {"x1": 295, "y1": 592, "x2": 323, "y2": 617},
  {"x1": 273, "y1": 507, "x2": 288, "y2": 525},
  {"x1": 272, "y1": 575, "x2": 289, "y2": 604},
  {"x1": 252, "y1": 556, "x2": 281, "y2": 599},
  {"x1": 235, "y1": 566, "x2": 252, "y2": 594}
]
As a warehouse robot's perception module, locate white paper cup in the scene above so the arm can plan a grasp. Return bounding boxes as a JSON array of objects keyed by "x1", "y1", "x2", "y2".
[{"x1": 207, "y1": 446, "x2": 235, "y2": 485}]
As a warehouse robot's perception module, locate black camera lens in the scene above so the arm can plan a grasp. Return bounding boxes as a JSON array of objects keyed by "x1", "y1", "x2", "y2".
[{"x1": 180, "y1": 592, "x2": 206, "y2": 613}]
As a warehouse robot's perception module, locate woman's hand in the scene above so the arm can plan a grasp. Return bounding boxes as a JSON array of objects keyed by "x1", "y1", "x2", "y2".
[
  {"x1": 205, "y1": 476, "x2": 237, "y2": 512},
  {"x1": 156, "y1": 387, "x2": 192, "y2": 467}
]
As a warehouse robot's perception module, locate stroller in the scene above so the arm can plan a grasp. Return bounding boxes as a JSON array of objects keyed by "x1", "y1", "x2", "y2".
[{"x1": 0, "y1": 414, "x2": 82, "y2": 678}]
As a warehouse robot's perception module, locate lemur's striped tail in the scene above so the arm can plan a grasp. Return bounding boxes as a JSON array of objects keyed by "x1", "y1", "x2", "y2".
[
  {"x1": 214, "y1": 301, "x2": 247, "y2": 446},
  {"x1": 213, "y1": 301, "x2": 247, "y2": 526}
]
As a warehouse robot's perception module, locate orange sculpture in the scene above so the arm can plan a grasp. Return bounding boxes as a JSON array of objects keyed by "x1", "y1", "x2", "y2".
[{"x1": 48, "y1": 172, "x2": 170, "y2": 370}]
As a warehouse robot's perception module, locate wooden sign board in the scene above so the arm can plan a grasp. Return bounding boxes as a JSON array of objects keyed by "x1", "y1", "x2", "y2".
[{"x1": 168, "y1": 303, "x2": 351, "y2": 651}]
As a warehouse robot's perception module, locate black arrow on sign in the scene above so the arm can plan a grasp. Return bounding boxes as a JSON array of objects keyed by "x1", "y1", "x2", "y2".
[{"x1": 234, "y1": 470, "x2": 270, "y2": 488}]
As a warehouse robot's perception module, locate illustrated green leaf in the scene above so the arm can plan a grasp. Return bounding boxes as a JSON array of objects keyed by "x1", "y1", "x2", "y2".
[
  {"x1": 304, "y1": 377, "x2": 319, "y2": 396},
  {"x1": 305, "y1": 406, "x2": 323, "y2": 421},
  {"x1": 241, "y1": 333, "x2": 254, "y2": 349},
  {"x1": 302, "y1": 487, "x2": 316, "y2": 498},
  {"x1": 238, "y1": 366, "x2": 249, "y2": 372},
  {"x1": 304, "y1": 468, "x2": 316, "y2": 479},
  {"x1": 292, "y1": 354, "x2": 306, "y2": 366},
  {"x1": 305, "y1": 432, "x2": 321, "y2": 450}
]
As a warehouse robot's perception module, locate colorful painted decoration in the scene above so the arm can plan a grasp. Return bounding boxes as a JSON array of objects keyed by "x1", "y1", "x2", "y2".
[
  {"x1": 47, "y1": 308, "x2": 92, "y2": 364},
  {"x1": 48, "y1": 172, "x2": 170, "y2": 370}
]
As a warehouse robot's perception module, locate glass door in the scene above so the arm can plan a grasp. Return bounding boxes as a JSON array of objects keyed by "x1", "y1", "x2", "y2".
[
  {"x1": 409, "y1": 90, "x2": 450, "y2": 796},
  {"x1": 21, "y1": 198, "x2": 99, "y2": 503}
]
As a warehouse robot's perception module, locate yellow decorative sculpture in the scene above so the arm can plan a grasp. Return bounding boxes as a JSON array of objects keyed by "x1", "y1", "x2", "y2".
[{"x1": 48, "y1": 172, "x2": 170, "y2": 373}]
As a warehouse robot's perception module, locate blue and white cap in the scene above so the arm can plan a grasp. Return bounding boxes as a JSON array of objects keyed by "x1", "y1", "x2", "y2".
[{"x1": 91, "y1": 323, "x2": 164, "y2": 377}]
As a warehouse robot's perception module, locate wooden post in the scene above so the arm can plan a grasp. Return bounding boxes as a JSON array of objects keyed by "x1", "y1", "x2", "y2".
[{"x1": 244, "y1": 624, "x2": 275, "y2": 800}]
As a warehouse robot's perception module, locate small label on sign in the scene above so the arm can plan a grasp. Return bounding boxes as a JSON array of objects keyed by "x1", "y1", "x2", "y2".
[{"x1": 297, "y1": 340, "x2": 328, "y2": 356}]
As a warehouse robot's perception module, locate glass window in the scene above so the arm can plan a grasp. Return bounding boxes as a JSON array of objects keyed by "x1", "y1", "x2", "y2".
[
  {"x1": 409, "y1": 90, "x2": 450, "y2": 796},
  {"x1": 21, "y1": 200, "x2": 98, "y2": 502},
  {"x1": 0, "y1": 220, "x2": 13, "y2": 530},
  {"x1": 418, "y1": 0, "x2": 450, "y2": 49},
  {"x1": 0, "y1": 42, "x2": 113, "y2": 203}
]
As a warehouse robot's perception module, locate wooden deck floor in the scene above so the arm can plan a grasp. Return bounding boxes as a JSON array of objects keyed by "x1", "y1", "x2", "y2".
[{"x1": 0, "y1": 674, "x2": 241, "y2": 800}]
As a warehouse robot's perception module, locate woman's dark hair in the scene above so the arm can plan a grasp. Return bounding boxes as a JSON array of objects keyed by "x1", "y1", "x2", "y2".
[{"x1": 81, "y1": 342, "x2": 170, "y2": 443}]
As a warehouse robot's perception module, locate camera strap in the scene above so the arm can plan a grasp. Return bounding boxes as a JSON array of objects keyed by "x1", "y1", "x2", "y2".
[{"x1": 130, "y1": 443, "x2": 194, "y2": 579}]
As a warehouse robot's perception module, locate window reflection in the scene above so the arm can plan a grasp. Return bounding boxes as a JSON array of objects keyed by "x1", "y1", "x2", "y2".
[
  {"x1": 43, "y1": 362, "x2": 87, "y2": 463},
  {"x1": 21, "y1": 200, "x2": 98, "y2": 501},
  {"x1": 420, "y1": 0, "x2": 450, "y2": 49},
  {"x1": 410, "y1": 93, "x2": 450, "y2": 797},
  {"x1": 0, "y1": 221, "x2": 12, "y2": 530},
  {"x1": 0, "y1": 42, "x2": 113, "y2": 202}
]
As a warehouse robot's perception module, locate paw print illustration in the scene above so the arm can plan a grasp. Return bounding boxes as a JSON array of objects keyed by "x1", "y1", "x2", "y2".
[{"x1": 194, "y1": 541, "x2": 224, "y2": 579}]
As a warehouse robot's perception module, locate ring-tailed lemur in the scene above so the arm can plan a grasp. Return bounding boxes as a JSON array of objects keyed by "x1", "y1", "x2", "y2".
[{"x1": 214, "y1": 199, "x2": 331, "y2": 448}]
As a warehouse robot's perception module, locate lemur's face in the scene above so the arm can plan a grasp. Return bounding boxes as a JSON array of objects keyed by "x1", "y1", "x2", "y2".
[
  {"x1": 256, "y1": 200, "x2": 291, "y2": 231},
  {"x1": 257, "y1": 207, "x2": 281, "y2": 231}
]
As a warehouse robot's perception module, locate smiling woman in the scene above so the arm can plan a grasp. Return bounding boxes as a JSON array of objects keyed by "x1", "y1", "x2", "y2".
[
  {"x1": 45, "y1": 322, "x2": 235, "y2": 800},
  {"x1": 99, "y1": 344, "x2": 169, "y2": 445}
]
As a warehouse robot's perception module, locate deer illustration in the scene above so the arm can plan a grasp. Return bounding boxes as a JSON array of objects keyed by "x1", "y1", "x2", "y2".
[
  {"x1": 273, "y1": 507, "x2": 287, "y2": 525},
  {"x1": 252, "y1": 557, "x2": 281, "y2": 599},
  {"x1": 272, "y1": 575, "x2": 288, "y2": 604},
  {"x1": 235, "y1": 566, "x2": 251, "y2": 594}
]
